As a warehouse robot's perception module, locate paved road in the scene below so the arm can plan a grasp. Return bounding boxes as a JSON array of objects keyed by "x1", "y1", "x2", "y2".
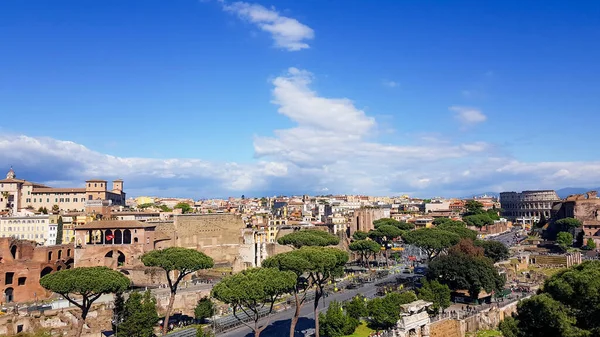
[
  {"x1": 218, "y1": 273, "x2": 415, "y2": 337},
  {"x1": 488, "y1": 228, "x2": 525, "y2": 247}
]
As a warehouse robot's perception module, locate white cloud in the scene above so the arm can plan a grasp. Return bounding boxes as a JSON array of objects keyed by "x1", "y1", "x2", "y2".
[
  {"x1": 382, "y1": 80, "x2": 398, "y2": 88},
  {"x1": 449, "y1": 106, "x2": 487, "y2": 125},
  {"x1": 222, "y1": 2, "x2": 314, "y2": 51},
  {"x1": 3, "y1": 68, "x2": 600, "y2": 198}
]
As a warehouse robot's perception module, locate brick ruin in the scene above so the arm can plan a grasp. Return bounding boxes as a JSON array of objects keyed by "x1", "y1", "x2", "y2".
[{"x1": 0, "y1": 238, "x2": 74, "y2": 304}]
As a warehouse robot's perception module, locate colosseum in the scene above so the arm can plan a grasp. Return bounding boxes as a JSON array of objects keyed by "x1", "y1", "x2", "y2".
[{"x1": 500, "y1": 190, "x2": 561, "y2": 220}]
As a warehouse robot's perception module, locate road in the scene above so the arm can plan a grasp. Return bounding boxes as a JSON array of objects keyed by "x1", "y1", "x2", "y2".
[
  {"x1": 218, "y1": 272, "x2": 415, "y2": 337},
  {"x1": 487, "y1": 228, "x2": 525, "y2": 247}
]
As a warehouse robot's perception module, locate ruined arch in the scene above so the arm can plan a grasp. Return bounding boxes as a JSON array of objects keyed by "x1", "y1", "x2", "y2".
[
  {"x1": 123, "y1": 229, "x2": 132, "y2": 244},
  {"x1": 10, "y1": 245, "x2": 17, "y2": 259},
  {"x1": 40, "y1": 266, "x2": 53, "y2": 279},
  {"x1": 114, "y1": 230, "x2": 123, "y2": 244},
  {"x1": 4, "y1": 287, "x2": 14, "y2": 303}
]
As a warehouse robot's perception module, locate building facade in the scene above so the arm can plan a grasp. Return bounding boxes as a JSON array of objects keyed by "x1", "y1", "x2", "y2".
[
  {"x1": 0, "y1": 238, "x2": 73, "y2": 304},
  {"x1": 500, "y1": 190, "x2": 560, "y2": 220},
  {"x1": 0, "y1": 215, "x2": 57, "y2": 246},
  {"x1": 0, "y1": 168, "x2": 126, "y2": 213}
]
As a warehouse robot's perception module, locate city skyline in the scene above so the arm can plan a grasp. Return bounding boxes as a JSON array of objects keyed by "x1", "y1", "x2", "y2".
[{"x1": 1, "y1": 0, "x2": 600, "y2": 198}]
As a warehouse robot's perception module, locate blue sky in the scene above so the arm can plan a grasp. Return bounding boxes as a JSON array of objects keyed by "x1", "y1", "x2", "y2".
[{"x1": 1, "y1": 0, "x2": 599, "y2": 198}]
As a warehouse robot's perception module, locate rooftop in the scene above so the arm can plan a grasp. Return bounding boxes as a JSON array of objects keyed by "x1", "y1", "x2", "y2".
[{"x1": 77, "y1": 220, "x2": 156, "y2": 230}]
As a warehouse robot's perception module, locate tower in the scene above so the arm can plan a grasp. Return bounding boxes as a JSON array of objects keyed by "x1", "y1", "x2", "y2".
[
  {"x1": 112, "y1": 179, "x2": 123, "y2": 192},
  {"x1": 6, "y1": 167, "x2": 15, "y2": 179}
]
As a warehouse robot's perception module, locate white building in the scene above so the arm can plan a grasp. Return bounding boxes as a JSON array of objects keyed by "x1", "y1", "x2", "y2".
[{"x1": 0, "y1": 214, "x2": 57, "y2": 246}]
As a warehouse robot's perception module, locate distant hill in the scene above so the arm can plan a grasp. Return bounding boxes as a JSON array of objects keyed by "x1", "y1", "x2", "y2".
[{"x1": 556, "y1": 187, "x2": 600, "y2": 199}]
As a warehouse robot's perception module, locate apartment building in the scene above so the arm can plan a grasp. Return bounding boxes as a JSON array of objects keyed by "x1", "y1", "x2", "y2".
[{"x1": 0, "y1": 215, "x2": 57, "y2": 246}]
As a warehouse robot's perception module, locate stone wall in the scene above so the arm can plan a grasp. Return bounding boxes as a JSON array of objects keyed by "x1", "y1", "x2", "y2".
[
  {"x1": 161, "y1": 214, "x2": 247, "y2": 271},
  {"x1": 0, "y1": 302, "x2": 113, "y2": 336},
  {"x1": 430, "y1": 318, "x2": 461, "y2": 337},
  {"x1": 0, "y1": 238, "x2": 74, "y2": 304},
  {"x1": 429, "y1": 299, "x2": 524, "y2": 337}
]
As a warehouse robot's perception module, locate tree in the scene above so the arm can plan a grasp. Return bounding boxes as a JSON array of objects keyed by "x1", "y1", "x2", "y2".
[
  {"x1": 56, "y1": 216, "x2": 64, "y2": 245},
  {"x1": 349, "y1": 240, "x2": 381, "y2": 268},
  {"x1": 585, "y1": 238, "x2": 597, "y2": 250},
  {"x1": 138, "y1": 203, "x2": 154, "y2": 209},
  {"x1": 474, "y1": 240, "x2": 510, "y2": 263},
  {"x1": 543, "y1": 261, "x2": 600, "y2": 332},
  {"x1": 319, "y1": 300, "x2": 359, "y2": 337},
  {"x1": 498, "y1": 316, "x2": 520, "y2": 337},
  {"x1": 401, "y1": 228, "x2": 461, "y2": 261},
  {"x1": 117, "y1": 291, "x2": 159, "y2": 337},
  {"x1": 555, "y1": 218, "x2": 582, "y2": 233},
  {"x1": 368, "y1": 225, "x2": 403, "y2": 267},
  {"x1": 418, "y1": 279, "x2": 451, "y2": 314},
  {"x1": 367, "y1": 292, "x2": 417, "y2": 330},
  {"x1": 159, "y1": 205, "x2": 172, "y2": 212},
  {"x1": 262, "y1": 247, "x2": 347, "y2": 337},
  {"x1": 463, "y1": 213, "x2": 494, "y2": 230},
  {"x1": 576, "y1": 231, "x2": 585, "y2": 248},
  {"x1": 196, "y1": 327, "x2": 215, "y2": 337},
  {"x1": 427, "y1": 252, "x2": 504, "y2": 299},
  {"x1": 211, "y1": 268, "x2": 297, "y2": 337},
  {"x1": 38, "y1": 206, "x2": 48, "y2": 214},
  {"x1": 556, "y1": 232, "x2": 573, "y2": 252},
  {"x1": 113, "y1": 291, "x2": 126, "y2": 332},
  {"x1": 344, "y1": 295, "x2": 367, "y2": 320},
  {"x1": 174, "y1": 202, "x2": 192, "y2": 214},
  {"x1": 436, "y1": 223, "x2": 477, "y2": 240},
  {"x1": 373, "y1": 218, "x2": 414, "y2": 231},
  {"x1": 486, "y1": 208, "x2": 501, "y2": 221},
  {"x1": 464, "y1": 200, "x2": 484, "y2": 215},
  {"x1": 194, "y1": 297, "x2": 215, "y2": 323},
  {"x1": 352, "y1": 231, "x2": 369, "y2": 241},
  {"x1": 432, "y1": 217, "x2": 463, "y2": 226},
  {"x1": 141, "y1": 247, "x2": 214, "y2": 335},
  {"x1": 40, "y1": 267, "x2": 130, "y2": 337},
  {"x1": 277, "y1": 230, "x2": 340, "y2": 249},
  {"x1": 514, "y1": 294, "x2": 584, "y2": 337},
  {"x1": 448, "y1": 239, "x2": 484, "y2": 258},
  {"x1": 51, "y1": 204, "x2": 60, "y2": 213}
]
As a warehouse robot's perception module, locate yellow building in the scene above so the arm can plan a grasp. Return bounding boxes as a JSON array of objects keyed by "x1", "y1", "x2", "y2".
[{"x1": 135, "y1": 196, "x2": 155, "y2": 206}]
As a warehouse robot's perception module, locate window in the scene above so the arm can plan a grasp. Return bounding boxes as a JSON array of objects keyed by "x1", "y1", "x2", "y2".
[
  {"x1": 47, "y1": 198, "x2": 49, "y2": 202},
  {"x1": 66, "y1": 198, "x2": 70, "y2": 202},
  {"x1": 5, "y1": 272, "x2": 14, "y2": 285},
  {"x1": 94, "y1": 183, "x2": 97, "y2": 187},
  {"x1": 73, "y1": 198, "x2": 77, "y2": 202},
  {"x1": 55, "y1": 198, "x2": 58, "y2": 202},
  {"x1": 48, "y1": 251, "x2": 53, "y2": 261},
  {"x1": 60, "y1": 198, "x2": 64, "y2": 202},
  {"x1": 17, "y1": 277, "x2": 26, "y2": 286}
]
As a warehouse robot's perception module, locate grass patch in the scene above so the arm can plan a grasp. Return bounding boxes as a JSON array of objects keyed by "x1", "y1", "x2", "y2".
[
  {"x1": 466, "y1": 330, "x2": 503, "y2": 337},
  {"x1": 344, "y1": 322, "x2": 374, "y2": 337}
]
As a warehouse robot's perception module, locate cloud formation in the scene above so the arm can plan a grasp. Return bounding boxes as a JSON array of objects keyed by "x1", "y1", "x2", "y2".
[
  {"x1": 450, "y1": 106, "x2": 487, "y2": 125},
  {"x1": 1, "y1": 68, "x2": 599, "y2": 198},
  {"x1": 222, "y1": 2, "x2": 314, "y2": 51},
  {"x1": 383, "y1": 80, "x2": 399, "y2": 88}
]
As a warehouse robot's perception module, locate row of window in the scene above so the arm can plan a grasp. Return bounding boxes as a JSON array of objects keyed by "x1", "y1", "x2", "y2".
[
  {"x1": 3, "y1": 219, "x2": 47, "y2": 224},
  {"x1": 25, "y1": 198, "x2": 81, "y2": 203},
  {"x1": 1, "y1": 226, "x2": 48, "y2": 231},
  {"x1": 27, "y1": 191, "x2": 81, "y2": 196},
  {"x1": 1, "y1": 234, "x2": 45, "y2": 239}
]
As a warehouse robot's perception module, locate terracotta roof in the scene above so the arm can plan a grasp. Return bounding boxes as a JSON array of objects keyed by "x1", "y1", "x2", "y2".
[
  {"x1": 0, "y1": 178, "x2": 27, "y2": 183},
  {"x1": 76, "y1": 220, "x2": 156, "y2": 230},
  {"x1": 154, "y1": 231, "x2": 172, "y2": 241},
  {"x1": 32, "y1": 187, "x2": 86, "y2": 193}
]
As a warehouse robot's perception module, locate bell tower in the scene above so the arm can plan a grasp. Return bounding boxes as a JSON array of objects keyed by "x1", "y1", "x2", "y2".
[{"x1": 6, "y1": 167, "x2": 15, "y2": 179}]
